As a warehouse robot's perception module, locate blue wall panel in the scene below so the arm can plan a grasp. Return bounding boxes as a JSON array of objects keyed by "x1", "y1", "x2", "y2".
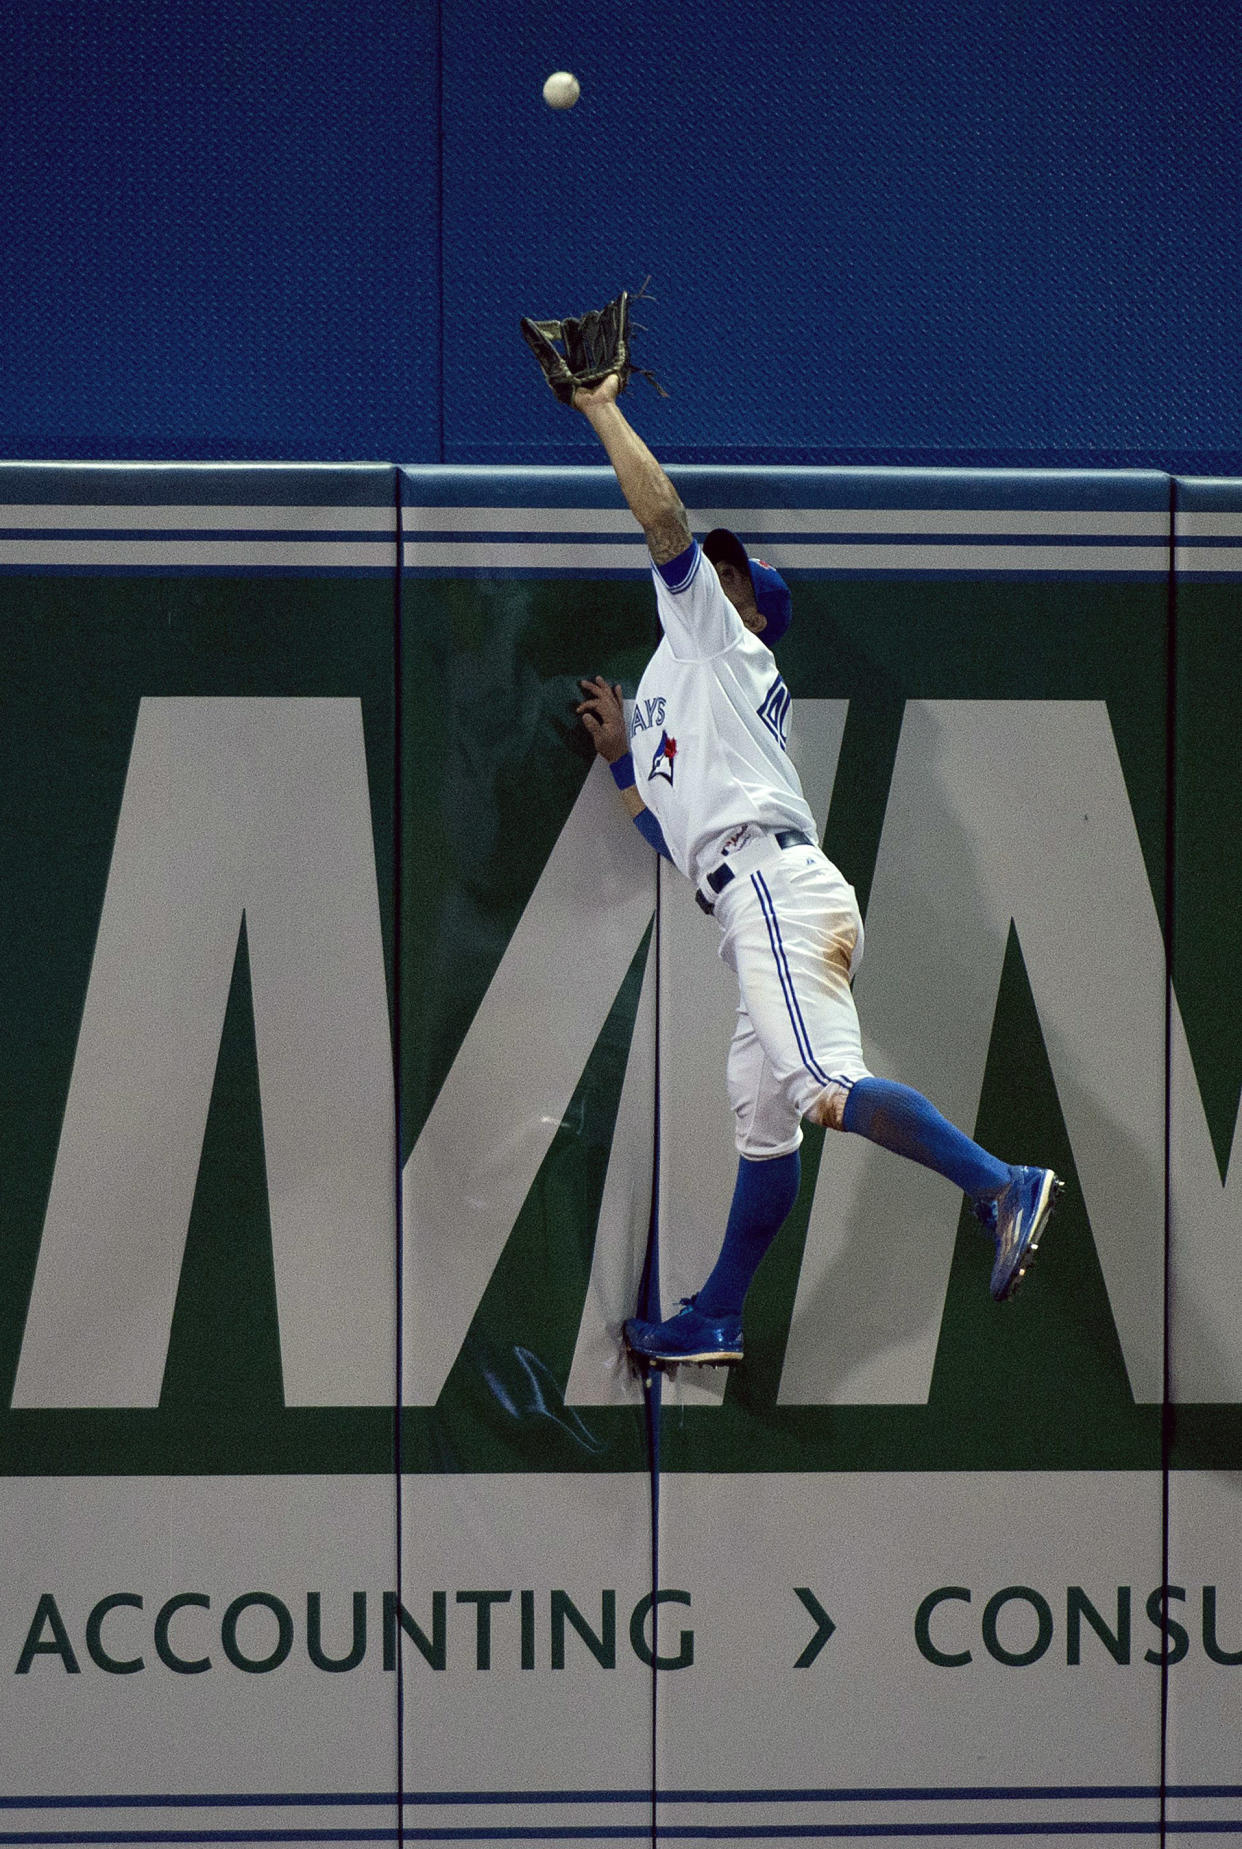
[
  {"x1": 443, "y1": 0, "x2": 1241, "y2": 470},
  {"x1": 0, "y1": 0, "x2": 440, "y2": 461},
  {"x1": 0, "y1": 0, "x2": 1238, "y2": 467}
]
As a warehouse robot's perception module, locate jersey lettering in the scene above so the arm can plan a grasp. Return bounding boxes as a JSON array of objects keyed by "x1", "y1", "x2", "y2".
[
  {"x1": 757, "y1": 675, "x2": 792, "y2": 749},
  {"x1": 629, "y1": 696, "x2": 667, "y2": 737}
]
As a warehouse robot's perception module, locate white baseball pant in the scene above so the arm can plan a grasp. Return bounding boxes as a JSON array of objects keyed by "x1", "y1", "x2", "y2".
[{"x1": 711, "y1": 838, "x2": 871, "y2": 1158}]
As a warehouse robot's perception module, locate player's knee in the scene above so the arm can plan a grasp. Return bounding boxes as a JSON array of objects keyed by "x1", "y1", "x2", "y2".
[
  {"x1": 807, "y1": 1081, "x2": 852, "y2": 1133},
  {"x1": 734, "y1": 1121, "x2": 802, "y2": 1161}
]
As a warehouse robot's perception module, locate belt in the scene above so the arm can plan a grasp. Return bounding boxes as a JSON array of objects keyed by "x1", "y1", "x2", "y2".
[{"x1": 695, "y1": 829, "x2": 816, "y2": 915}]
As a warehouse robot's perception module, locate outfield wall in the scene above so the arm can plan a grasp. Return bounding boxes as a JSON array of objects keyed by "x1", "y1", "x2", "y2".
[{"x1": 1, "y1": 465, "x2": 1239, "y2": 1843}]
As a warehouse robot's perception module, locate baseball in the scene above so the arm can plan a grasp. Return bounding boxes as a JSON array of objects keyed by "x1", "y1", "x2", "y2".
[{"x1": 542, "y1": 70, "x2": 580, "y2": 109}]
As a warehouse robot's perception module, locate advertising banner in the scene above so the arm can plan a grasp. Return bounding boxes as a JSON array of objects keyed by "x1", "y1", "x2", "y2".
[
  {"x1": 1166, "y1": 477, "x2": 1242, "y2": 1840},
  {"x1": 645, "y1": 470, "x2": 1171, "y2": 1842},
  {"x1": 3, "y1": 462, "x2": 1238, "y2": 1840},
  {"x1": 0, "y1": 468, "x2": 401, "y2": 1826}
]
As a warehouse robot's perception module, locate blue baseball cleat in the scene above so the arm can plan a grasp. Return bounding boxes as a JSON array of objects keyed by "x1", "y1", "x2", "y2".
[
  {"x1": 987, "y1": 1166, "x2": 1063, "y2": 1301},
  {"x1": 623, "y1": 1297, "x2": 744, "y2": 1368}
]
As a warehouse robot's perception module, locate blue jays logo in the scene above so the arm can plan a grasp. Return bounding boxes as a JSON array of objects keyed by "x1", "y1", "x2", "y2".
[{"x1": 648, "y1": 730, "x2": 677, "y2": 784}]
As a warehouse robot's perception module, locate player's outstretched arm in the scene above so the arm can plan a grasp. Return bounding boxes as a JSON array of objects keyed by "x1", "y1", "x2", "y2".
[{"x1": 574, "y1": 377, "x2": 692, "y2": 565}]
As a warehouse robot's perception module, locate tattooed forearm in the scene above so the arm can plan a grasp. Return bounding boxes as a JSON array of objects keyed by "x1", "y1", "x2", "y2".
[
  {"x1": 579, "y1": 399, "x2": 692, "y2": 560},
  {"x1": 646, "y1": 506, "x2": 694, "y2": 563}
]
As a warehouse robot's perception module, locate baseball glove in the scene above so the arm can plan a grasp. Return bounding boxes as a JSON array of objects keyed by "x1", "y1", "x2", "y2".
[{"x1": 520, "y1": 287, "x2": 668, "y2": 405}]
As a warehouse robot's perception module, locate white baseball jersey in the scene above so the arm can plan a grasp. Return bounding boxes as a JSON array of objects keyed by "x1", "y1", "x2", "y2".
[{"x1": 629, "y1": 540, "x2": 818, "y2": 888}]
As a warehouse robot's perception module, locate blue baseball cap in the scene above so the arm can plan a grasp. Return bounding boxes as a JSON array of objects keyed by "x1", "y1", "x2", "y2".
[{"x1": 703, "y1": 528, "x2": 793, "y2": 646}]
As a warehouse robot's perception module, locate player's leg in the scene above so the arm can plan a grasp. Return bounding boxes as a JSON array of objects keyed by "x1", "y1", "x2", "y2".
[
  {"x1": 621, "y1": 1157, "x2": 800, "y2": 1366},
  {"x1": 727, "y1": 851, "x2": 1061, "y2": 1301},
  {"x1": 834, "y1": 1076, "x2": 1061, "y2": 1296},
  {"x1": 837, "y1": 1077, "x2": 1009, "y2": 1198},
  {"x1": 723, "y1": 851, "x2": 871, "y2": 1133},
  {"x1": 693, "y1": 1150, "x2": 801, "y2": 1319},
  {"x1": 693, "y1": 1019, "x2": 802, "y2": 1319},
  {"x1": 623, "y1": 1015, "x2": 801, "y2": 1367}
]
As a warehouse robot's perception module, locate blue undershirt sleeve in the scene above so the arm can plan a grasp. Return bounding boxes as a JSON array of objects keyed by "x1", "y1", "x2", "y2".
[
  {"x1": 607, "y1": 751, "x2": 671, "y2": 859},
  {"x1": 632, "y1": 805, "x2": 672, "y2": 861}
]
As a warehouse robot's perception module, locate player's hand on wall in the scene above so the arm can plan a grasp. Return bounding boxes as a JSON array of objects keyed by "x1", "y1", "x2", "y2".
[{"x1": 576, "y1": 676, "x2": 629, "y2": 761}]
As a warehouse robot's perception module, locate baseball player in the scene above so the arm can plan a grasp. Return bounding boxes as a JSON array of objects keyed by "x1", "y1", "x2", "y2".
[{"x1": 570, "y1": 372, "x2": 1062, "y2": 1368}]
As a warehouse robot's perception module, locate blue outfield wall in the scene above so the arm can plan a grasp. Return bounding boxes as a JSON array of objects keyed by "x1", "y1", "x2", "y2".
[
  {"x1": 0, "y1": 0, "x2": 1239, "y2": 470},
  {"x1": 0, "y1": 461, "x2": 1239, "y2": 1839}
]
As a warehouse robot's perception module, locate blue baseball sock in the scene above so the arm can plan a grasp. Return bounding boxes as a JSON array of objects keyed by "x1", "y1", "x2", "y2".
[
  {"x1": 694, "y1": 1150, "x2": 802, "y2": 1319},
  {"x1": 841, "y1": 1076, "x2": 1010, "y2": 1202}
]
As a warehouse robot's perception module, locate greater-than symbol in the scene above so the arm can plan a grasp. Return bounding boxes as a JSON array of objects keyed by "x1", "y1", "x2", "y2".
[{"x1": 793, "y1": 1587, "x2": 836, "y2": 1667}]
